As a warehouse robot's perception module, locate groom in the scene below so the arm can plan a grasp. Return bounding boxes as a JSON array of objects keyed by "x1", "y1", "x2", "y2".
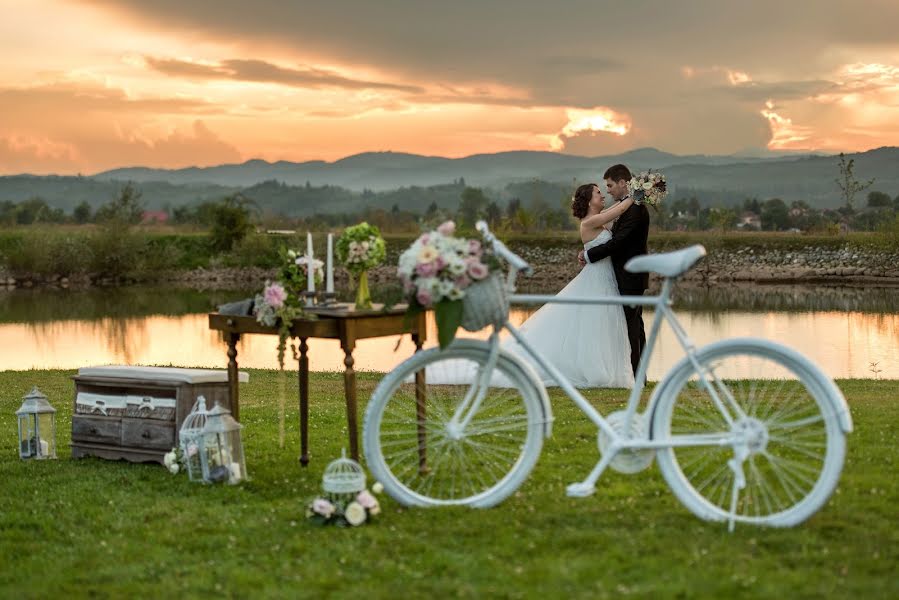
[{"x1": 578, "y1": 164, "x2": 650, "y2": 377}]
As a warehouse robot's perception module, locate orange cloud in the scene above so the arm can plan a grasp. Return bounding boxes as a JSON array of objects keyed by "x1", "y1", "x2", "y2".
[{"x1": 551, "y1": 107, "x2": 631, "y2": 151}]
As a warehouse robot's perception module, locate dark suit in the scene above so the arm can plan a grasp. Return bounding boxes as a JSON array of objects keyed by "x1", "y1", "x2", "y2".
[{"x1": 585, "y1": 202, "x2": 650, "y2": 376}]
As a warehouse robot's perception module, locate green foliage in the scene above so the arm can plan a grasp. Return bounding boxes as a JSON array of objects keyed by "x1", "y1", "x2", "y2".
[
  {"x1": 867, "y1": 190, "x2": 892, "y2": 208},
  {"x1": 835, "y1": 152, "x2": 875, "y2": 210},
  {"x1": 433, "y1": 299, "x2": 464, "y2": 349},
  {"x1": 335, "y1": 222, "x2": 386, "y2": 274},
  {"x1": 761, "y1": 198, "x2": 790, "y2": 231},
  {"x1": 94, "y1": 182, "x2": 144, "y2": 225},
  {"x1": 221, "y1": 232, "x2": 281, "y2": 268},
  {"x1": 72, "y1": 201, "x2": 92, "y2": 224},
  {"x1": 88, "y1": 226, "x2": 148, "y2": 279},
  {"x1": 210, "y1": 194, "x2": 255, "y2": 252}
]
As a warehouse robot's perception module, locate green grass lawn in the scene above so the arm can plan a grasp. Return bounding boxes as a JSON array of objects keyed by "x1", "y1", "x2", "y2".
[{"x1": 1, "y1": 370, "x2": 896, "y2": 598}]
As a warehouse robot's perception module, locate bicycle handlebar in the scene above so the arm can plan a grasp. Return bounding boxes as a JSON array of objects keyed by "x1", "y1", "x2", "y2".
[{"x1": 476, "y1": 221, "x2": 534, "y2": 276}]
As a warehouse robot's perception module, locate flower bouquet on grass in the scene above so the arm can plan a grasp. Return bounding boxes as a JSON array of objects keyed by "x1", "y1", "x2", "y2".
[
  {"x1": 398, "y1": 220, "x2": 501, "y2": 349},
  {"x1": 627, "y1": 170, "x2": 668, "y2": 208},
  {"x1": 335, "y1": 222, "x2": 387, "y2": 310},
  {"x1": 306, "y1": 484, "x2": 383, "y2": 527}
]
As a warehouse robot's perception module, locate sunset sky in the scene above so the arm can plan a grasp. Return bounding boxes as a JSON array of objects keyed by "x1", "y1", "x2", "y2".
[{"x1": 2, "y1": 0, "x2": 898, "y2": 174}]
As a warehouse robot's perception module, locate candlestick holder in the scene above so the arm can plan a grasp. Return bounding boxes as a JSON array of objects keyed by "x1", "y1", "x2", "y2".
[
  {"x1": 320, "y1": 291, "x2": 338, "y2": 307},
  {"x1": 303, "y1": 290, "x2": 317, "y2": 307}
]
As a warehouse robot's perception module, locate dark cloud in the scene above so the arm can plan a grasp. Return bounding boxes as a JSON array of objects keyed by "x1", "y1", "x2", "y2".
[{"x1": 145, "y1": 57, "x2": 425, "y2": 93}]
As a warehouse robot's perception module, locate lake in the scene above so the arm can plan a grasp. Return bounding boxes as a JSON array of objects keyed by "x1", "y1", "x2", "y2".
[{"x1": 1, "y1": 284, "x2": 897, "y2": 380}]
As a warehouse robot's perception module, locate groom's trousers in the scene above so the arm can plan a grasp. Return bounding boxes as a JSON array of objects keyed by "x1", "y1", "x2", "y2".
[{"x1": 622, "y1": 300, "x2": 646, "y2": 377}]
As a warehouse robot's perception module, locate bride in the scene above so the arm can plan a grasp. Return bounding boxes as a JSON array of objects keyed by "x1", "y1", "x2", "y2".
[
  {"x1": 424, "y1": 183, "x2": 634, "y2": 389},
  {"x1": 498, "y1": 183, "x2": 634, "y2": 388}
]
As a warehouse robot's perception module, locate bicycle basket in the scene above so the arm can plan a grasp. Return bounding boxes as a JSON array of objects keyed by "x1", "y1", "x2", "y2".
[{"x1": 461, "y1": 274, "x2": 509, "y2": 332}]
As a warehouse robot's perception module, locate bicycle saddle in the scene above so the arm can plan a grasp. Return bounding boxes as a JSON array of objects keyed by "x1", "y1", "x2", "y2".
[{"x1": 625, "y1": 244, "x2": 707, "y2": 277}]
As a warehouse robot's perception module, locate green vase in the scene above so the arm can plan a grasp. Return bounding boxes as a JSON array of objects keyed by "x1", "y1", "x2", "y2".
[{"x1": 354, "y1": 270, "x2": 372, "y2": 310}]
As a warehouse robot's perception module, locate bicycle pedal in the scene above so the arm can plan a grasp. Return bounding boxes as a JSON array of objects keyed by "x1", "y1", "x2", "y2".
[{"x1": 566, "y1": 482, "x2": 596, "y2": 498}]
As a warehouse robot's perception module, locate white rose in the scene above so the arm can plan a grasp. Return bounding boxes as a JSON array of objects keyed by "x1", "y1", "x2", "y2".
[
  {"x1": 163, "y1": 451, "x2": 176, "y2": 467},
  {"x1": 344, "y1": 502, "x2": 367, "y2": 526},
  {"x1": 287, "y1": 249, "x2": 297, "y2": 259},
  {"x1": 447, "y1": 287, "x2": 464, "y2": 301},
  {"x1": 169, "y1": 463, "x2": 180, "y2": 475},
  {"x1": 372, "y1": 482, "x2": 384, "y2": 494},
  {"x1": 642, "y1": 181, "x2": 653, "y2": 191},
  {"x1": 369, "y1": 500, "x2": 381, "y2": 516}
]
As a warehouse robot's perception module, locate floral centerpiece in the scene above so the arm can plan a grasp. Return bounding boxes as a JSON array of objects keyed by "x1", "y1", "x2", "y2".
[
  {"x1": 398, "y1": 220, "x2": 497, "y2": 348},
  {"x1": 335, "y1": 222, "x2": 387, "y2": 309},
  {"x1": 306, "y1": 483, "x2": 384, "y2": 527},
  {"x1": 627, "y1": 170, "x2": 668, "y2": 208}
]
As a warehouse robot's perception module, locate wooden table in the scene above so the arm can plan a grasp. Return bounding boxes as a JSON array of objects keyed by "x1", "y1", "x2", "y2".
[{"x1": 208, "y1": 304, "x2": 427, "y2": 464}]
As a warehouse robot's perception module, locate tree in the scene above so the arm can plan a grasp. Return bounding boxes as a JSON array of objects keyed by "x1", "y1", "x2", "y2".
[
  {"x1": 761, "y1": 198, "x2": 789, "y2": 231},
  {"x1": 687, "y1": 196, "x2": 701, "y2": 217},
  {"x1": 895, "y1": 193, "x2": 899, "y2": 212},
  {"x1": 73, "y1": 201, "x2": 92, "y2": 224},
  {"x1": 709, "y1": 208, "x2": 737, "y2": 232},
  {"x1": 95, "y1": 182, "x2": 144, "y2": 224},
  {"x1": 458, "y1": 187, "x2": 489, "y2": 228},
  {"x1": 484, "y1": 201, "x2": 502, "y2": 228},
  {"x1": 505, "y1": 198, "x2": 521, "y2": 220},
  {"x1": 867, "y1": 190, "x2": 892, "y2": 208},
  {"x1": 835, "y1": 152, "x2": 874, "y2": 211},
  {"x1": 742, "y1": 197, "x2": 762, "y2": 215},
  {"x1": 424, "y1": 201, "x2": 439, "y2": 220},
  {"x1": 210, "y1": 194, "x2": 256, "y2": 252}
]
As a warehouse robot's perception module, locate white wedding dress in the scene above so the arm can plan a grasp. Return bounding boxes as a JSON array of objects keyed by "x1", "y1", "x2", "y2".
[{"x1": 422, "y1": 229, "x2": 634, "y2": 389}]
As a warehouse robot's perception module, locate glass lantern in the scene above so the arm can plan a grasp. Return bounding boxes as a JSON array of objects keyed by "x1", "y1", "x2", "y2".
[
  {"x1": 198, "y1": 402, "x2": 246, "y2": 485},
  {"x1": 16, "y1": 387, "x2": 57, "y2": 460},
  {"x1": 179, "y1": 396, "x2": 208, "y2": 482}
]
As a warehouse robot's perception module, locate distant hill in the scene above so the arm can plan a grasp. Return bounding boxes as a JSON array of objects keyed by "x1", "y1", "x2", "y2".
[{"x1": 1, "y1": 147, "x2": 897, "y2": 213}]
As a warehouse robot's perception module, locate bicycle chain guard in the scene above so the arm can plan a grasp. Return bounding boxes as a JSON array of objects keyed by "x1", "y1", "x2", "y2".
[{"x1": 597, "y1": 411, "x2": 655, "y2": 474}]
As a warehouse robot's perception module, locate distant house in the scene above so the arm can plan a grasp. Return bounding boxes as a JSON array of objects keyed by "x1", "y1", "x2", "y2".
[
  {"x1": 738, "y1": 211, "x2": 761, "y2": 230},
  {"x1": 141, "y1": 210, "x2": 169, "y2": 224}
]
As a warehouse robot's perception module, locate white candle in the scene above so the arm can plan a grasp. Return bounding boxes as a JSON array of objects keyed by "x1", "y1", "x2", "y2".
[
  {"x1": 306, "y1": 232, "x2": 315, "y2": 293},
  {"x1": 39, "y1": 439, "x2": 49, "y2": 456},
  {"x1": 229, "y1": 462, "x2": 243, "y2": 484},
  {"x1": 326, "y1": 233, "x2": 334, "y2": 293}
]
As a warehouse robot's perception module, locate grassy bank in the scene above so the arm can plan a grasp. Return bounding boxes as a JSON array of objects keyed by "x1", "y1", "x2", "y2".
[
  {"x1": 1, "y1": 226, "x2": 898, "y2": 283},
  {"x1": 0, "y1": 370, "x2": 895, "y2": 598}
]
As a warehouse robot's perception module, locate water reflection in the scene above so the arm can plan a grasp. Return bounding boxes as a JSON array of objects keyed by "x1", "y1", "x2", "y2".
[{"x1": 2, "y1": 307, "x2": 897, "y2": 380}]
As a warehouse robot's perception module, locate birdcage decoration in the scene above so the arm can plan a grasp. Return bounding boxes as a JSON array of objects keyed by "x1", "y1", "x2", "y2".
[
  {"x1": 198, "y1": 402, "x2": 246, "y2": 485},
  {"x1": 322, "y1": 450, "x2": 366, "y2": 497},
  {"x1": 15, "y1": 387, "x2": 57, "y2": 460},
  {"x1": 179, "y1": 395, "x2": 208, "y2": 482}
]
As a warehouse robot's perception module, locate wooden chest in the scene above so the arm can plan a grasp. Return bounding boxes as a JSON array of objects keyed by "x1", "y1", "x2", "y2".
[{"x1": 70, "y1": 366, "x2": 248, "y2": 464}]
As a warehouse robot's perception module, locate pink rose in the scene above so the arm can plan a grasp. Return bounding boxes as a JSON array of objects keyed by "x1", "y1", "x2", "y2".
[
  {"x1": 419, "y1": 233, "x2": 431, "y2": 245},
  {"x1": 416, "y1": 262, "x2": 436, "y2": 277},
  {"x1": 467, "y1": 261, "x2": 489, "y2": 280},
  {"x1": 455, "y1": 274, "x2": 471, "y2": 289},
  {"x1": 416, "y1": 288, "x2": 433, "y2": 307},
  {"x1": 356, "y1": 490, "x2": 377, "y2": 509},
  {"x1": 312, "y1": 498, "x2": 335, "y2": 518},
  {"x1": 468, "y1": 239, "x2": 482, "y2": 255},
  {"x1": 437, "y1": 221, "x2": 456, "y2": 236},
  {"x1": 434, "y1": 255, "x2": 446, "y2": 270},
  {"x1": 263, "y1": 282, "x2": 287, "y2": 309}
]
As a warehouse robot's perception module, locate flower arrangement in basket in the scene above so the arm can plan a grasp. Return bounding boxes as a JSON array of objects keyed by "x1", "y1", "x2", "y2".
[
  {"x1": 335, "y1": 222, "x2": 387, "y2": 310},
  {"x1": 306, "y1": 452, "x2": 383, "y2": 527},
  {"x1": 627, "y1": 170, "x2": 668, "y2": 208},
  {"x1": 398, "y1": 220, "x2": 504, "y2": 349}
]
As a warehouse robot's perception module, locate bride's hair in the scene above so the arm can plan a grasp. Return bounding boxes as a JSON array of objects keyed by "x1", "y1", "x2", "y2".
[{"x1": 571, "y1": 183, "x2": 597, "y2": 219}]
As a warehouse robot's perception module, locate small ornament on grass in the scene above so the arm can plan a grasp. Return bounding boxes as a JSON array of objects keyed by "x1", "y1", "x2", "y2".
[
  {"x1": 306, "y1": 450, "x2": 382, "y2": 527},
  {"x1": 16, "y1": 387, "x2": 57, "y2": 460}
]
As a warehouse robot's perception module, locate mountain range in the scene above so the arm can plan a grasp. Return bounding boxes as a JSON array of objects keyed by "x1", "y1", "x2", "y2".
[{"x1": 2, "y1": 146, "x2": 897, "y2": 214}]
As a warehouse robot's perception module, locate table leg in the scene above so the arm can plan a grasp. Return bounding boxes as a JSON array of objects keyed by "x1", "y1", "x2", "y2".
[
  {"x1": 412, "y1": 332, "x2": 428, "y2": 473},
  {"x1": 226, "y1": 331, "x2": 240, "y2": 422},
  {"x1": 298, "y1": 337, "x2": 310, "y2": 467},
  {"x1": 342, "y1": 341, "x2": 359, "y2": 461}
]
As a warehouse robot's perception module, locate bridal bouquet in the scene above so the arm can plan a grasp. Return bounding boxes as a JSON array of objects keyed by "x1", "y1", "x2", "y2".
[
  {"x1": 628, "y1": 170, "x2": 668, "y2": 207},
  {"x1": 398, "y1": 220, "x2": 496, "y2": 348},
  {"x1": 336, "y1": 222, "x2": 387, "y2": 309}
]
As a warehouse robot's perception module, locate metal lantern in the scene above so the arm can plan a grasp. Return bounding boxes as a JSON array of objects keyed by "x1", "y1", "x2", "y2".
[
  {"x1": 179, "y1": 396, "x2": 208, "y2": 482},
  {"x1": 322, "y1": 450, "x2": 366, "y2": 496},
  {"x1": 16, "y1": 387, "x2": 57, "y2": 460},
  {"x1": 198, "y1": 402, "x2": 246, "y2": 485}
]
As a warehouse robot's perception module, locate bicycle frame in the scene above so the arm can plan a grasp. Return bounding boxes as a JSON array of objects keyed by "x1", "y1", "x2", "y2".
[{"x1": 500, "y1": 275, "x2": 746, "y2": 451}]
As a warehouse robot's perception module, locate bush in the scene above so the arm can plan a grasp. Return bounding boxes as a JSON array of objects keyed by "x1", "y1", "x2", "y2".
[
  {"x1": 47, "y1": 235, "x2": 93, "y2": 276},
  {"x1": 210, "y1": 195, "x2": 255, "y2": 252},
  {"x1": 88, "y1": 226, "x2": 148, "y2": 279},
  {"x1": 222, "y1": 232, "x2": 281, "y2": 268}
]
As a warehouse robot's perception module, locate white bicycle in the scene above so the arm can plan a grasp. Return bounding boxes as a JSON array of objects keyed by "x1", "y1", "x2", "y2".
[{"x1": 364, "y1": 222, "x2": 852, "y2": 529}]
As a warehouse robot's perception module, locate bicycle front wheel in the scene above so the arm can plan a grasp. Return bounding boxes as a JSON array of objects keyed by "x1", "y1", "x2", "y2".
[
  {"x1": 652, "y1": 339, "x2": 847, "y2": 527},
  {"x1": 363, "y1": 340, "x2": 545, "y2": 508}
]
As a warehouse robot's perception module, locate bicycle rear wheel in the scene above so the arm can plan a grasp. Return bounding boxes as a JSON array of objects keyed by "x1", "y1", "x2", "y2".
[
  {"x1": 363, "y1": 340, "x2": 545, "y2": 507},
  {"x1": 652, "y1": 339, "x2": 847, "y2": 527}
]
